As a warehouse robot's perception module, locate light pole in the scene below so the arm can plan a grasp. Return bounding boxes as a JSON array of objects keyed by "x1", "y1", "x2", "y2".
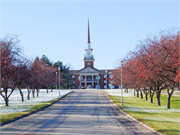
[
  {"x1": 56, "y1": 72, "x2": 57, "y2": 89},
  {"x1": 121, "y1": 60, "x2": 123, "y2": 105},
  {"x1": 58, "y1": 67, "x2": 60, "y2": 96},
  {"x1": 106, "y1": 70, "x2": 107, "y2": 91}
]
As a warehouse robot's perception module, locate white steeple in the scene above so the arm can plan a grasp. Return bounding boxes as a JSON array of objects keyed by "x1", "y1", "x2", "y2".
[
  {"x1": 85, "y1": 17, "x2": 94, "y2": 60},
  {"x1": 87, "y1": 17, "x2": 91, "y2": 48}
]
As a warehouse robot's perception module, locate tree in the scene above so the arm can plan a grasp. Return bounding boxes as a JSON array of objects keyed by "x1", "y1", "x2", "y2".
[
  {"x1": 112, "y1": 28, "x2": 179, "y2": 108},
  {"x1": 0, "y1": 35, "x2": 22, "y2": 106},
  {"x1": 40, "y1": 55, "x2": 53, "y2": 66}
]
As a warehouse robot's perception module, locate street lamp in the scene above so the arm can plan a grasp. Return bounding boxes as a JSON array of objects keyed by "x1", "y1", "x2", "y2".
[
  {"x1": 58, "y1": 67, "x2": 60, "y2": 96},
  {"x1": 56, "y1": 72, "x2": 57, "y2": 89},
  {"x1": 121, "y1": 60, "x2": 123, "y2": 105},
  {"x1": 106, "y1": 70, "x2": 107, "y2": 91}
]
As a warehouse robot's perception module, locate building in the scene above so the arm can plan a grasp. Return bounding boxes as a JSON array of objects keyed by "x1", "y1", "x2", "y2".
[{"x1": 70, "y1": 19, "x2": 117, "y2": 89}]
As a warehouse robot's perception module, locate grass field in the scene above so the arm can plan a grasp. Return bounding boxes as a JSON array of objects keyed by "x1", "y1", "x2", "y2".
[
  {"x1": 0, "y1": 89, "x2": 71, "y2": 114},
  {"x1": 0, "y1": 90, "x2": 71, "y2": 125},
  {"x1": 106, "y1": 89, "x2": 180, "y2": 135},
  {"x1": 0, "y1": 96, "x2": 62, "y2": 124}
]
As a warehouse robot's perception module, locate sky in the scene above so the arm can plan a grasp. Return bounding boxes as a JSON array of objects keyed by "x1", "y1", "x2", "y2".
[{"x1": 0, "y1": 0, "x2": 179, "y2": 70}]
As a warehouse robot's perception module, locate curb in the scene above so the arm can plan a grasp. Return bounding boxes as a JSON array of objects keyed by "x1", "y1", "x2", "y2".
[
  {"x1": 103, "y1": 91, "x2": 164, "y2": 135},
  {"x1": 1, "y1": 91, "x2": 73, "y2": 126}
]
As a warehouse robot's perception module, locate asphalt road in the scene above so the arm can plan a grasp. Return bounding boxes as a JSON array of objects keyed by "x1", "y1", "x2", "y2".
[{"x1": 0, "y1": 90, "x2": 155, "y2": 135}]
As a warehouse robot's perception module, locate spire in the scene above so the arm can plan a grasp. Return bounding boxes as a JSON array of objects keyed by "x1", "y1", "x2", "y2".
[{"x1": 87, "y1": 17, "x2": 90, "y2": 43}]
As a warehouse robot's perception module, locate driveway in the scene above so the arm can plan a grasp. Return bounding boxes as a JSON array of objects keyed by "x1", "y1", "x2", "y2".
[{"x1": 0, "y1": 90, "x2": 155, "y2": 135}]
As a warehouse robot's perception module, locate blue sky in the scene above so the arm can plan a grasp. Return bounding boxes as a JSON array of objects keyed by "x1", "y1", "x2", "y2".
[{"x1": 0, "y1": 0, "x2": 179, "y2": 70}]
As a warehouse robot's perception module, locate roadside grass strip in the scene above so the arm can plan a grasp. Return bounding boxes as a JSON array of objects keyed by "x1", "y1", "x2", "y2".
[
  {"x1": 0, "y1": 89, "x2": 72, "y2": 125},
  {"x1": 105, "y1": 89, "x2": 180, "y2": 135}
]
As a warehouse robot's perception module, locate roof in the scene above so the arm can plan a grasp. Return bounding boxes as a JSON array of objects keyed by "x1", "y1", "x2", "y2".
[
  {"x1": 70, "y1": 68, "x2": 114, "y2": 75},
  {"x1": 71, "y1": 67, "x2": 103, "y2": 74},
  {"x1": 99, "y1": 69, "x2": 114, "y2": 74},
  {"x1": 69, "y1": 70, "x2": 78, "y2": 75}
]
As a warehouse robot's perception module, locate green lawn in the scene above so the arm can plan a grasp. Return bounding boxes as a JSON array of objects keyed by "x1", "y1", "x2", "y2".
[
  {"x1": 107, "y1": 91, "x2": 180, "y2": 135},
  {"x1": 0, "y1": 97, "x2": 61, "y2": 125}
]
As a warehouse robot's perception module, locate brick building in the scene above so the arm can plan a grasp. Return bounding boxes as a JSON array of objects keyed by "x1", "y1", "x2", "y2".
[{"x1": 70, "y1": 19, "x2": 116, "y2": 89}]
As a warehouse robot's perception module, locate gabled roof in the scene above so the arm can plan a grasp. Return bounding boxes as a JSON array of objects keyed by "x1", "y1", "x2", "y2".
[
  {"x1": 74, "y1": 67, "x2": 103, "y2": 74},
  {"x1": 70, "y1": 68, "x2": 114, "y2": 75}
]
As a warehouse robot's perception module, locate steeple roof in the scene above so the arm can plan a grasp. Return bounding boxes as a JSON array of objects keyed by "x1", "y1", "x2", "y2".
[{"x1": 87, "y1": 18, "x2": 90, "y2": 43}]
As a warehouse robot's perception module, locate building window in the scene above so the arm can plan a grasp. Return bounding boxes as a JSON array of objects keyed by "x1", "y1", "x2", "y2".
[
  {"x1": 104, "y1": 75, "x2": 106, "y2": 78},
  {"x1": 104, "y1": 80, "x2": 106, "y2": 83},
  {"x1": 72, "y1": 75, "x2": 75, "y2": 78},
  {"x1": 104, "y1": 85, "x2": 106, "y2": 89},
  {"x1": 73, "y1": 81, "x2": 75, "y2": 84},
  {"x1": 95, "y1": 76, "x2": 100, "y2": 80},
  {"x1": 87, "y1": 76, "x2": 92, "y2": 81},
  {"x1": 110, "y1": 75, "x2": 113, "y2": 78}
]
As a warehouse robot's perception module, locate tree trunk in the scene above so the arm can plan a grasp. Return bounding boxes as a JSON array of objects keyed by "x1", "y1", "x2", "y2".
[
  {"x1": 37, "y1": 89, "x2": 39, "y2": 97},
  {"x1": 140, "y1": 90, "x2": 143, "y2": 99},
  {"x1": 167, "y1": 94, "x2": 171, "y2": 109},
  {"x1": 150, "y1": 88, "x2": 154, "y2": 103},
  {"x1": 145, "y1": 94, "x2": 148, "y2": 101},
  {"x1": 157, "y1": 96, "x2": 161, "y2": 106},
  {"x1": 27, "y1": 90, "x2": 31, "y2": 100},
  {"x1": 137, "y1": 90, "x2": 139, "y2": 97},
  {"x1": 143, "y1": 87, "x2": 149, "y2": 101},
  {"x1": 134, "y1": 89, "x2": 135, "y2": 96},
  {"x1": 27, "y1": 86, "x2": 31, "y2": 100},
  {"x1": 4, "y1": 88, "x2": 9, "y2": 106},
  {"x1": 32, "y1": 89, "x2": 35, "y2": 98},
  {"x1": 27, "y1": 93, "x2": 30, "y2": 100},
  {"x1": 125, "y1": 88, "x2": 128, "y2": 93},
  {"x1": 150, "y1": 96, "x2": 153, "y2": 103},
  {"x1": 47, "y1": 87, "x2": 48, "y2": 93},
  {"x1": 156, "y1": 91, "x2": 161, "y2": 106},
  {"x1": 19, "y1": 88, "x2": 24, "y2": 102},
  {"x1": 5, "y1": 98, "x2": 9, "y2": 106},
  {"x1": 167, "y1": 86, "x2": 174, "y2": 109}
]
